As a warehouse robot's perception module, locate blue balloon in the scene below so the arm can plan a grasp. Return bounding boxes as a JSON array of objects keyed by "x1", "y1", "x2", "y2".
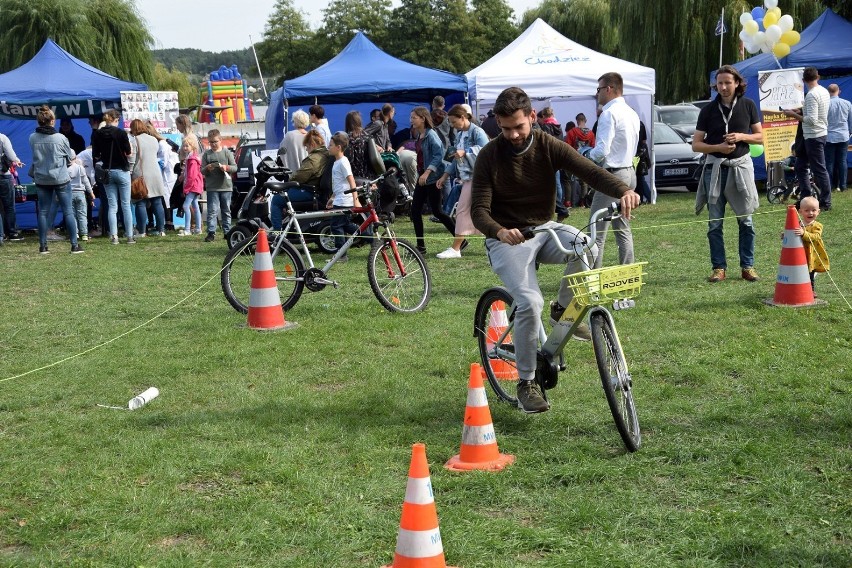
[
  {"x1": 756, "y1": 18, "x2": 764, "y2": 31},
  {"x1": 751, "y1": 6, "x2": 765, "y2": 20}
]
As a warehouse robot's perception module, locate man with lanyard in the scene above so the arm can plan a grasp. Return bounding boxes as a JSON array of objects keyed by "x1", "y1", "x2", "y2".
[
  {"x1": 693, "y1": 65, "x2": 763, "y2": 283},
  {"x1": 583, "y1": 72, "x2": 639, "y2": 268},
  {"x1": 471, "y1": 86, "x2": 639, "y2": 414}
]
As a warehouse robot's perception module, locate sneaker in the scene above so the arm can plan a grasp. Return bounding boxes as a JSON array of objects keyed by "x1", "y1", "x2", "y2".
[
  {"x1": 39, "y1": 245, "x2": 49, "y2": 254},
  {"x1": 549, "y1": 302, "x2": 591, "y2": 340},
  {"x1": 136, "y1": 232, "x2": 147, "y2": 238},
  {"x1": 516, "y1": 380, "x2": 550, "y2": 413},
  {"x1": 708, "y1": 268, "x2": 726, "y2": 282},
  {"x1": 204, "y1": 232, "x2": 215, "y2": 242},
  {"x1": 177, "y1": 229, "x2": 186, "y2": 236},
  {"x1": 126, "y1": 238, "x2": 136, "y2": 245},
  {"x1": 80, "y1": 235, "x2": 89, "y2": 241},
  {"x1": 417, "y1": 245, "x2": 427, "y2": 255},
  {"x1": 70, "y1": 244, "x2": 84, "y2": 254},
  {"x1": 7, "y1": 232, "x2": 23, "y2": 241},
  {"x1": 741, "y1": 267, "x2": 759, "y2": 282},
  {"x1": 436, "y1": 247, "x2": 461, "y2": 259},
  {"x1": 157, "y1": 231, "x2": 167, "y2": 237},
  {"x1": 110, "y1": 236, "x2": 119, "y2": 245}
]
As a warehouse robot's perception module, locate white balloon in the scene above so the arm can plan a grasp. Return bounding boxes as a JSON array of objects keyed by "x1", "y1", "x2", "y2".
[
  {"x1": 755, "y1": 31, "x2": 766, "y2": 45},
  {"x1": 764, "y1": 0, "x2": 778, "y2": 9},
  {"x1": 745, "y1": 42, "x2": 761, "y2": 55},
  {"x1": 779, "y1": 14, "x2": 794, "y2": 32},
  {"x1": 765, "y1": 24, "x2": 782, "y2": 43},
  {"x1": 739, "y1": 30, "x2": 751, "y2": 42},
  {"x1": 740, "y1": 12, "x2": 754, "y2": 25}
]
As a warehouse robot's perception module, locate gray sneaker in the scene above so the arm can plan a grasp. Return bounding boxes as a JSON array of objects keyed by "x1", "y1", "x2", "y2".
[
  {"x1": 516, "y1": 380, "x2": 550, "y2": 413},
  {"x1": 549, "y1": 301, "x2": 591, "y2": 341}
]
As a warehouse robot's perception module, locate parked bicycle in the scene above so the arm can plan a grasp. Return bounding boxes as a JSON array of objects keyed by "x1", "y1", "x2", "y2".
[
  {"x1": 221, "y1": 163, "x2": 432, "y2": 315},
  {"x1": 766, "y1": 158, "x2": 818, "y2": 204},
  {"x1": 473, "y1": 204, "x2": 646, "y2": 451}
]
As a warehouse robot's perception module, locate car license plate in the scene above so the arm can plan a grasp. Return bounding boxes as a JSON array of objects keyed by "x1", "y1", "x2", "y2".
[{"x1": 664, "y1": 168, "x2": 688, "y2": 176}]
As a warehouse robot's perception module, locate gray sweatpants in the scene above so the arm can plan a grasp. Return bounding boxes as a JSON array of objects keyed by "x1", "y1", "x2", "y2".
[
  {"x1": 485, "y1": 221, "x2": 596, "y2": 381},
  {"x1": 590, "y1": 167, "x2": 635, "y2": 268}
]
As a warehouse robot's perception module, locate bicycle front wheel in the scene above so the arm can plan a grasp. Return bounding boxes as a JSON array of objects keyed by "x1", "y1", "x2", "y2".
[
  {"x1": 767, "y1": 185, "x2": 786, "y2": 204},
  {"x1": 590, "y1": 312, "x2": 641, "y2": 452},
  {"x1": 474, "y1": 287, "x2": 519, "y2": 407},
  {"x1": 221, "y1": 237, "x2": 305, "y2": 314},
  {"x1": 367, "y1": 237, "x2": 431, "y2": 313}
]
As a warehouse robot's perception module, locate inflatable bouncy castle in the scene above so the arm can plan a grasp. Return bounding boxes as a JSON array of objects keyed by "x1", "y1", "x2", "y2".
[{"x1": 198, "y1": 65, "x2": 255, "y2": 124}]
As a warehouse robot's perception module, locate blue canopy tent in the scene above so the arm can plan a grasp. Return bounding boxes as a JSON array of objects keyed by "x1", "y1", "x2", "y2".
[
  {"x1": 265, "y1": 32, "x2": 468, "y2": 149},
  {"x1": 713, "y1": 10, "x2": 852, "y2": 179},
  {"x1": 0, "y1": 39, "x2": 147, "y2": 228}
]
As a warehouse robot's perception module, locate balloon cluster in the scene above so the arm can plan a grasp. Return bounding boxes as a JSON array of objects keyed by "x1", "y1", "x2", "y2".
[{"x1": 738, "y1": 0, "x2": 801, "y2": 58}]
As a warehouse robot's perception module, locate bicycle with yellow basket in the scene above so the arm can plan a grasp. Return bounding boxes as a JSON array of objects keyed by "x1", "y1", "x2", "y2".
[{"x1": 474, "y1": 204, "x2": 647, "y2": 452}]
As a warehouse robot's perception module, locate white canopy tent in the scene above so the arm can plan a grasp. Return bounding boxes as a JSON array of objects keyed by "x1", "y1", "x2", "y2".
[{"x1": 467, "y1": 19, "x2": 660, "y2": 199}]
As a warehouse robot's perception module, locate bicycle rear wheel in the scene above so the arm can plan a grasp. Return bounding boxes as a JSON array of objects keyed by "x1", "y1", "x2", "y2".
[
  {"x1": 590, "y1": 312, "x2": 641, "y2": 452},
  {"x1": 367, "y1": 237, "x2": 431, "y2": 313},
  {"x1": 474, "y1": 287, "x2": 519, "y2": 406},
  {"x1": 767, "y1": 185, "x2": 786, "y2": 204},
  {"x1": 221, "y1": 237, "x2": 305, "y2": 314}
]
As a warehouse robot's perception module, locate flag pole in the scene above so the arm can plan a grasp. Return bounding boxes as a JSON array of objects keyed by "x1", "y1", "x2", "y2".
[{"x1": 719, "y1": 7, "x2": 725, "y2": 68}]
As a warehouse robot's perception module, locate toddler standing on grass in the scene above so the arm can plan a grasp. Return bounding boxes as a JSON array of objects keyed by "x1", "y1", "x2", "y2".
[
  {"x1": 794, "y1": 196, "x2": 830, "y2": 294},
  {"x1": 179, "y1": 137, "x2": 203, "y2": 236},
  {"x1": 68, "y1": 158, "x2": 94, "y2": 242}
]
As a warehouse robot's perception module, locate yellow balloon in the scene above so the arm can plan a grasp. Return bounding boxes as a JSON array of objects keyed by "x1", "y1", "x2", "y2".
[
  {"x1": 781, "y1": 30, "x2": 801, "y2": 46},
  {"x1": 769, "y1": 7, "x2": 782, "y2": 19},
  {"x1": 763, "y1": 12, "x2": 778, "y2": 27},
  {"x1": 744, "y1": 20, "x2": 759, "y2": 35},
  {"x1": 773, "y1": 42, "x2": 791, "y2": 58}
]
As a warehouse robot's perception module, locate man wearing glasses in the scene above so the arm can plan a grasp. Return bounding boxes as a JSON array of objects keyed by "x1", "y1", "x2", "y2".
[
  {"x1": 201, "y1": 130, "x2": 237, "y2": 242},
  {"x1": 584, "y1": 73, "x2": 639, "y2": 268}
]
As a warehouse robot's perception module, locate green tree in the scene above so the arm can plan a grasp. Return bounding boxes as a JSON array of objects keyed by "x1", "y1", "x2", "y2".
[
  {"x1": 385, "y1": 0, "x2": 476, "y2": 73},
  {"x1": 0, "y1": 0, "x2": 153, "y2": 83},
  {"x1": 256, "y1": 0, "x2": 318, "y2": 84},
  {"x1": 469, "y1": 0, "x2": 519, "y2": 63},
  {"x1": 316, "y1": 0, "x2": 393, "y2": 60},
  {"x1": 520, "y1": 0, "x2": 618, "y2": 56},
  {"x1": 149, "y1": 63, "x2": 198, "y2": 108}
]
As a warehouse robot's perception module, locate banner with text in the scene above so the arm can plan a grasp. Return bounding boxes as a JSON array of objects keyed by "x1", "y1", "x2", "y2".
[
  {"x1": 757, "y1": 68, "x2": 804, "y2": 163},
  {"x1": 0, "y1": 99, "x2": 120, "y2": 120}
]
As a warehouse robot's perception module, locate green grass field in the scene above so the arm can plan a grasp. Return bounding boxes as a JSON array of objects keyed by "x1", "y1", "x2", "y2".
[{"x1": 1, "y1": 192, "x2": 850, "y2": 567}]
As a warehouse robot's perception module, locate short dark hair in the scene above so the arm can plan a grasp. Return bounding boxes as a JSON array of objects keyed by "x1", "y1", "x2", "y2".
[
  {"x1": 575, "y1": 113, "x2": 586, "y2": 123},
  {"x1": 331, "y1": 131, "x2": 349, "y2": 151},
  {"x1": 370, "y1": 108, "x2": 382, "y2": 122},
  {"x1": 803, "y1": 67, "x2": 819, "y2": 82},
  {"x1": 309, "y1": 104, "x2": 325, "y2": 119},
  {"x1": 432, "y1": 95, "x2": 445, "y2": 109},
  {"x1": 381, "y1": 103, "x2": 394, "y2": 118},
  {"x1": 714, "y1": 65, "x2": 747, "y2": 97},
  {"x1": 493, "y1": 87, "x2": 532, "y2": 117},
  {"x1": 598, "y1": 72, "x2": 624, "y2": 94}
]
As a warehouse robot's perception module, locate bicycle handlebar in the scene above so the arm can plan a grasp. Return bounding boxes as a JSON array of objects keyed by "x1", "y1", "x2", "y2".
[
  {"x1": 344, "y1": 172, "x2": 387, "y2": 195},
  {"x1": 525, "y1": 202, "x2": 621, "y2": 256}
]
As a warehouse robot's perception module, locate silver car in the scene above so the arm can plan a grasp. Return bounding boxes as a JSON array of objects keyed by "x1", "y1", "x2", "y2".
[{"x1": 654, "y1": 122, "x2": 705, "y2": 192}]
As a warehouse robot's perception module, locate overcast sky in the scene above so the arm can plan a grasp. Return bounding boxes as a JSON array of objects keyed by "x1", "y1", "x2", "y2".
[{"x1": 136, "y1": 0, "x2": 540, "y2": 52}]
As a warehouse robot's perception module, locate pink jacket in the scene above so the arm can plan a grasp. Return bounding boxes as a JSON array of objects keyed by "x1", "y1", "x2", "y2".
[{"x1": 183, "y1": 152, "x2": 203, "y2": 195}]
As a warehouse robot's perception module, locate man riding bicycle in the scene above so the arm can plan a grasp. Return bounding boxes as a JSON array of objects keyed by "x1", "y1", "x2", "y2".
[{"x1": 470, "y1": 87, "x2": 640, "y2": 414}]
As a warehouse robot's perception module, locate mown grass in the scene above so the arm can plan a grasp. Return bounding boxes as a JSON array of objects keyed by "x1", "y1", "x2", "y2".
[{"x1": 1, "y1": 191, "x2": 850, "y2": 567}]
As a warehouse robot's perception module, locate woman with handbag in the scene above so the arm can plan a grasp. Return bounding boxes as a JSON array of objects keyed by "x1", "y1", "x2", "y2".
[
  {"x1": 28, "y1": 106, "x2": 82, "y2": 254},
  {"x1": 92, "y1": 109, "x2": 134, "y2": 244},
  {"x1": 129, "y1": 119, "x2": 166, "y2": 236}
]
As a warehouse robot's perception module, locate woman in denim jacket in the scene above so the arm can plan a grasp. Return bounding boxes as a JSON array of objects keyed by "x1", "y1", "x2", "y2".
[
  {"x1": 409, "y1": 106, "x2": 453, "y2": 254},
  {"x1": 29, "y1": 106, "x2": 80, "y2": 254}
]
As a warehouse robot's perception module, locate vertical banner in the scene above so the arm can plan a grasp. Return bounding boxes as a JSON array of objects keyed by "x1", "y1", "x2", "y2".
[
  {"x1": 757, "y1": 68, "x2": 804, "y2": 163},
  {"x1": 120, "y1": 91, "x2": 180, "y2": 134}
]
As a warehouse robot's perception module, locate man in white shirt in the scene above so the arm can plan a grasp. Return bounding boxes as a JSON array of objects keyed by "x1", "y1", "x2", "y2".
[
  {"x1": 825, "y1": 84, "x2": 852, "y2": 193},
  {"x1": 585, "y1": 72, "x2": 639, "y2": 267},
  {"x1": 784, "y1": 67, "x2": 832, "y2": 210},
  {"x1": 309, "y1": 104, "x2": 332, "y2": 147}
]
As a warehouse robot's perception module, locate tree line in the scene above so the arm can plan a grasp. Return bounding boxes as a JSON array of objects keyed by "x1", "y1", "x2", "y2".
[{"x1": 0, "y1": 0, "x2": 847, "y2": 107}]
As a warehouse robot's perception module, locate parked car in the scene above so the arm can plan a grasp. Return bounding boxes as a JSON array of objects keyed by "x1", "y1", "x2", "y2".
[
  {"x1": 656, "y1": 103, "x2": 701, "y2": 142},
  {"x1": 653, "y1": 122, "x2": 704, "y2": 192},
  {"x1": 231, "y1": 136, "x2": 267, "y2": 216},
  {"x1": 690, "y1": 99, "x2": 713, "y2": 109}
]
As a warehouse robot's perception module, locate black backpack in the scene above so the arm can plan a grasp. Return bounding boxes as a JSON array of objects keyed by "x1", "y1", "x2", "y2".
[{"x1": 317, "y1": 154, "x2": 336, "y2": 206}]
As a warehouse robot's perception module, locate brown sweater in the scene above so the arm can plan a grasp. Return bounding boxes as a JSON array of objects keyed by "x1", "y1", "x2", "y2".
[{"x1": 471, "y1": 130, "x2": 630, "y2": 239}]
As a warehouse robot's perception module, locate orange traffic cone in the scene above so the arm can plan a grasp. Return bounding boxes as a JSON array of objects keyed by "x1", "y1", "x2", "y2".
[
  {"x1": 764, "y1": 206, "x2": 822, "y2": 307},
  {"x1": 445, "y1": 364, "x2": 515, "y2": 472},
  {"x1": 383, "y1": 444, "x2": 457, "y2": 568},
  {"x1": 246, "y1": 229, "x2": 292, "y2": 330},
  {"x1": 485, "y1": 301, "x2": 518, "y2": 380}
]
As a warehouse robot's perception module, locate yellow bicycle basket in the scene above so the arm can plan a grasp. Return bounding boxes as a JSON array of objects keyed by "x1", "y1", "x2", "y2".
[{"x1": 563, "y1": 262, "x2": 648, "y2": 307}]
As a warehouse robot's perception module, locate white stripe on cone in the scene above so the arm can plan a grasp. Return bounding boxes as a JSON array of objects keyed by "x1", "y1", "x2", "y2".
[
  {"x1": 776, "y1": 264, "x2": 811, "y2": 285},
  {"x1": 491, "y1": 306, "x2": 508, "y2": 327},
  {"x1": 403, "y1": 476, "x2": 434, "y2": 505},
  {"x1": 394, "y1": 527, "x2": 444, "y2": 558},
  {"x1": 462, "y1": 423, "x2": 496, "y2": 445},
  {"x1": 252, "y1": 253, "x2": 274, "y2": 271},
  {"x1": 249, "y1": 287, "x2": 283, "y2": 308},
  {"x1": 466, "y1": 386, "x2": 488, "y2": 408},
  {"x1": 781, "y1": 230, "x2": 802, "y2": 248}
]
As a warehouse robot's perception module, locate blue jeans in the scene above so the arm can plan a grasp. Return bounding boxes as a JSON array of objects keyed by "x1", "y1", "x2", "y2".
[
  {"x1": 824, "y1": 141, "x2": 848, "y2": 191},
  {"x1": 0, "y1": 175, "x2": 16, "y2": 237},
  {"x1": 330, "y1": 206, "x2": 360, "y2": 249},
  {"x1": 795, "y1": 136, "x2": 832, "y2": 207},
  {"x1": 705, "y1": 167, "x2": 755, "y2": 270},
  {"x1": 270, "y1": 193, "x2": 286, "y2": 230},
  {"x1": 554, "y1": 172, "x2": 568, "y2": 217},
  {"x1": 71, "y1": 192, "x2": 88, "y2": 236},
  {"x1": 206, "y1": 190, "x2": 232, "y2": 234},
  {"x1": 104, "y1": 169, "x2": 133, "y2": 238},
  {"x1": 183, "y1": 193, "x2": 202, "y2": 232},
  {"x1": 134, "y1": 197, "x2": 165, "y2": 235},
  {"x1": 37, "y1": 183, "x2": 78, "y2": 248}
]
